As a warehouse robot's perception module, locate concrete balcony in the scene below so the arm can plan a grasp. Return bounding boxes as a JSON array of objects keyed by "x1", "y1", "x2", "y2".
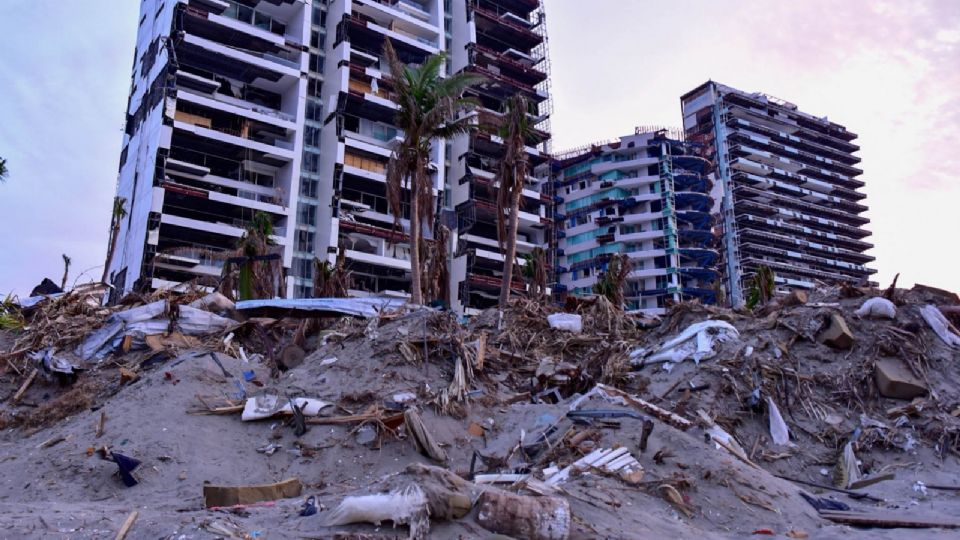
[
  {"x1": 182, "y1": 33, "x2": 300, "y2": 78},
  {"x1": 353, "y1": 0, "x2": 440, "y2": 38},
  {"x1": 160, "y1": 213, "x2": 287, "y2": 245},
  {"x1": 591, "y1": 156, "x2": 658, "y2": 175},
  {"x1": 173, "y1": 120, "x2": 296, "y2": 161},
  {"x1": 177, "y1": 88, "x2": 296, "y2": 130}
]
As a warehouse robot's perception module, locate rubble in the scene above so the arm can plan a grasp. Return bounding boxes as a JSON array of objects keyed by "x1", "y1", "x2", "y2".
[
  {"x1": 0, "y1": 282, "x2": 959, "y2": 537},
  {"x1": 819, "y1": 313, "x2": 855, "y2": 349},
  {"x1": 875, "y1": 358, "x2": 928, "y2": 400}
]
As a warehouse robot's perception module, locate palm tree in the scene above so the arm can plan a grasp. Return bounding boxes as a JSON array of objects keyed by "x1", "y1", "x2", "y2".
[
  {"x1": 521, "y1": 246, "x2": 548, "y2": 304},
  {"x1": 235, "y1": 211, "x2": 280, "y2": 300},
  {"x1": 0, "y1": 157, "x2": 8, "y2": 183},
  {"x1": 383, "y1": 39, "x2": 483, "y2": 305},
  {"x1": 592, "y1": 253, "x2": 632, "y2": 309},
  {"x1": 60, "y1": 254, "x2": 72, "y2": 290},
  {"x1": 102, "y1": 196, "x2": 128, "y2": 283},
  {"x1": 496, "y1": 94, "x2": 535, "y2": 307}
]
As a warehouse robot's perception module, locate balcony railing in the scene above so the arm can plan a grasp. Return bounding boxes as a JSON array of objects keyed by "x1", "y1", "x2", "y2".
[{"x1": 222, "y1": 0, "x2": 288, "y2": 37}]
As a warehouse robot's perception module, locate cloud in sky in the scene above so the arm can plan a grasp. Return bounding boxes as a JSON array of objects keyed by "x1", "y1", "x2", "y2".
[
  {"x1": 0, "y1": 0, "x2": 956, "y2": 296},
  {"x1": 0, "y1": 1, "x2": 138, "y2": 296}
]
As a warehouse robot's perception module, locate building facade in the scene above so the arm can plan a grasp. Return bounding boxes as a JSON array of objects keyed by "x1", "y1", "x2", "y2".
[
  {"x1": 551, "y1": 129, "x2": 719, "y2": 315},
  {"x1": 108, "y1": 0, "x2": 551, "y2": 311},
  {"x1": 109, "y1": 0, "x2": 311, "y2": 296},
  {"x1": 680, "y1": 81, "x2": 875, "y2": 306}
]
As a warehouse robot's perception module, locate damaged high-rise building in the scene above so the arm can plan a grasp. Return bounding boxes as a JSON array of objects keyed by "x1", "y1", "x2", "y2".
[
  {"x1": 107, "y1": 0, "x2": 552, "y2": 311},
  {"x1": 550, "y1": 129, "x2": 719, "y2": 315},
  {"x1": 680, "y1": 81, "x2": 876, "y2": 306}
]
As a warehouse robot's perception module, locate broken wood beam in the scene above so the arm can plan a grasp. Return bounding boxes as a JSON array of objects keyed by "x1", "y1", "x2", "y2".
[
  {"x1": 11, "y1": 368, "x2": 38, "y2": 404},
  {"x1": 593, "y1": 384, "x2": 693, "y2": 430},
  {"x1": 203, "y1": 478, "x2": 302, "y2": 508},
  {"x1": 774, "y1": 474, "x2": 884, "y2": 503},
  {"x1": 819, "y1": 510, "x2": 960, "y2": 529}
]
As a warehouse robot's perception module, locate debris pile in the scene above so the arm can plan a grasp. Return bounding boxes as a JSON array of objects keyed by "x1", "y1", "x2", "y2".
[{"x1": 0, "y1": 282, "x2": 959, "y2": 537}]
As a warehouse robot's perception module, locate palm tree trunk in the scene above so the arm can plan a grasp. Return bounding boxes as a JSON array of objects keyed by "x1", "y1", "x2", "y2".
[
  {"x1": 498, "y1": 189, "x2": 523, "y2": 306},
  {"x1": 409, "y1": 188, "x2": 423, "y2": 305},
  {"x1": 102, "y1": 224, "x2": 120, "y2": 283}
]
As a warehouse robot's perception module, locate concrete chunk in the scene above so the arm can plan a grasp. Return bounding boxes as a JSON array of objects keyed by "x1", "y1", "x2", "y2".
[
  {"x1": 820, "y1": 313, "x2": 854, "y2": 349},
  {"x1": 875, "y1": 358, "x2": 927, "y2": 400}
]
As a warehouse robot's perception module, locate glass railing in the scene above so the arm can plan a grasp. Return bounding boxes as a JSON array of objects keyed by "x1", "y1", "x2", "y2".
[{"x1": 222, "y1": 0, "x2": 287, "y2": 37}]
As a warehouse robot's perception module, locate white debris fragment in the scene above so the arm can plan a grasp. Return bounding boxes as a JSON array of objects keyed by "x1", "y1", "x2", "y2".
[
  {"x1": 855, "y1": 297, "x2": 897, "y2": 319},
  {"x1": 919, "y1": 305, "x2": 960, "y2": 348},
  {"x1": 547, "y1": 313, "x2": 582, "y2": 333},
  {"x1": 633, "y1": 320, "x2": 739, "y2": 366},
  {"x1": 767, "y1": 397, "x2": 793, "y2": 446}
]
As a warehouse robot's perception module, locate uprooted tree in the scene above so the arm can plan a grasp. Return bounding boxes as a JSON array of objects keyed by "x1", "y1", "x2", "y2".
[{"x1": 383, "y1": 39, "x2": 483, "y2": 305}]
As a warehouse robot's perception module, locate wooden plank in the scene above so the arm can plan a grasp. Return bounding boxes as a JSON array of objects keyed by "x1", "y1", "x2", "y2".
[
  {"x1": 819, "y1": 510, "x2": 960, "y2": 529},
  {"x1": 11, "y1": 369, "x2": 38, "y2": 404},
  {"x1": 114, "y1": 510, "x2": 138, "y2": 540},
  {"x1": 203, "y1": 478, "x2": 302, "y2": 508}
]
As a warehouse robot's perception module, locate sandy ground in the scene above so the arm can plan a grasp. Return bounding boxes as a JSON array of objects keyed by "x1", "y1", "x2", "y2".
[{"x1": 0, "y1": 293, "x2": 959, "y2": 539}]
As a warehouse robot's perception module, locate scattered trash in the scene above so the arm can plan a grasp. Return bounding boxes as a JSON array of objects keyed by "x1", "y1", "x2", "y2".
[
  {"x1": 914, "y1": 480, "x2": 928, "y2": 497},
  {"x1": 256, "y1": 443, "x2": 281, "y2": 455},
  {"x1": 241, "y1": 395, "x2": 331, "y2": 422}
]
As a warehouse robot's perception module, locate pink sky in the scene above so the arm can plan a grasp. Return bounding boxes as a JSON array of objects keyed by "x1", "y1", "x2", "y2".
[
  {"x1": 0, "y1": 1, "x2": 957, "y2": 296},
  {"x1": 545, "y1": 0, "x2": 960, "y2": 292}
]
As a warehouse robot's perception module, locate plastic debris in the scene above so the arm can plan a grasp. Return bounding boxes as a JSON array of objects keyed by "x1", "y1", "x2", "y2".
[
  {"x1": 799, "y1": 492, "x2": 850, "y2": 512},
  {"x1": 299, "y1": 495, "x2": 318, "y2": 517},
  {"x1": 110, "y1": 452, "x2": 142, "y2": 487},
  {"x1": 633, "y1": 320, "x2": 739, "y2": 366},
  {"x1": 546, "y1": 313, "x2": 582, "y2": 333},
  {"x1": 241, "y1": 395, "x2": 332, "y2": 422},
  {"x1": 919, "y1": 304, "x2": 960, "y2": 348},
  {"x1": 854, "y1": 297, "x2": 897, "y2": 319},
  {"x1": 767, "y1": 397, "x2": 792, "y2": 446},
  {"x1": 236, "y1": 297, "x2": 408, "y2": 318}
]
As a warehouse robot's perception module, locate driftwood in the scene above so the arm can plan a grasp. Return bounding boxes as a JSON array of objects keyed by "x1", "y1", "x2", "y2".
[
  {"x1": 11, "y1": 368, "x2": 38, "y2": 404},
  {"x1": 819, "y1": 510, "x2": 960, "y2": 529},
  {"x1": 114, "y1": 510, "x2": 139, "y2": 540},
  {"x1": 404, "y1": 408, "x2": 447, "y2": 462}
]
